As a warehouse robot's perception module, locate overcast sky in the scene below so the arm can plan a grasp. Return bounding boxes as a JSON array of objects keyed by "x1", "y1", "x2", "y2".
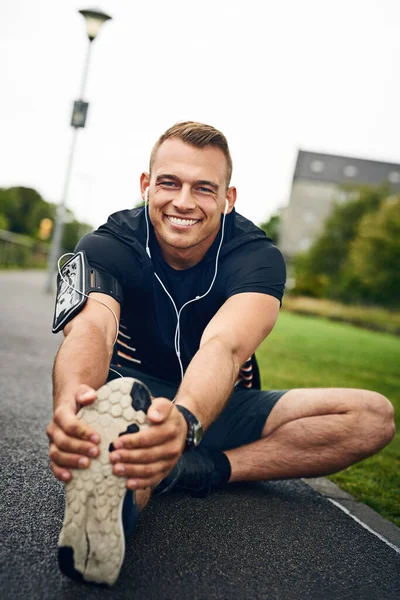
[{"x1": 2, "y1": 0, "x2": 400, "y2": 228}]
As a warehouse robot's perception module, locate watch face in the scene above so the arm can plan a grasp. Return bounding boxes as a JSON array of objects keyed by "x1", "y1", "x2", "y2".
[{"x1": 193, "y1": 423, "x2": 204, "y2": 446}]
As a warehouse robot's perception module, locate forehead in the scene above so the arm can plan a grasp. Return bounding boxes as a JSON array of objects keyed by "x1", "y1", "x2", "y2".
[{"x1": 152, "y1": 138, "x2": 227, "y2": 185}]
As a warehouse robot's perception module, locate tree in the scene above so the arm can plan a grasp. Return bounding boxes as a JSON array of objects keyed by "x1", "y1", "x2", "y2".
[
  {"x1": 62, "y1": 214, "x2": 93, "y2": 252},
  {"x1": 0, "y1": 187, "x2": 54, "y2": 237},
  {"x1": 293, "y1": 185, "x2": 388, "y2": 301},
  {"x1": 0, "y1": 186, "x2": 92, "y2": 253},
  {"x1": 0, "y1": 212, "x2": 9, "y2": 230},
  {"x1": 259, "y1": 213, "x2": 281, "y2": 243},
  {"x1": 349, "y1": 196, "x2": 400, "y2": 307}
]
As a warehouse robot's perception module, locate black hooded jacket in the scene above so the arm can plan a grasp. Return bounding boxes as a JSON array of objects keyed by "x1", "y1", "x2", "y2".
[{"x1": 76, "y1": 207, "x2": 286, "y2": 387}]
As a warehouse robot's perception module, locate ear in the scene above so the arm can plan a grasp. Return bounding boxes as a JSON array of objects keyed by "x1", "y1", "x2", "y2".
[
  {"x1": 140, "y1": 172, "x2": 150, "y2": 201},
  {"x1": 224, "y1": 186, "x2": 237, "y2": 214}
]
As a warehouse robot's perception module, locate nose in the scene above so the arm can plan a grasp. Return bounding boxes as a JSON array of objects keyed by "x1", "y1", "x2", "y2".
[{"x1": 172, "y1": 185, "x2": 196, "y2": 212}]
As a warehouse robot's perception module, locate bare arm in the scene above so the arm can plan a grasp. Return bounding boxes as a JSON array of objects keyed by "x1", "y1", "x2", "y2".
[
  {"x1": 175, "y1": 292, "x2": 281, "y2": 428},
  {"x1": 47, "y1": 293, "x2": 120, "y2": 481},
  {"x1": 53, "y1": 292, "x2": 119, "y2": 409},
  {"x1": 108, "y1": 292, "x2": 281, "y2": 490},
  {"x1": 48, "y1": 291, "x2": 187, "y2": 489}
]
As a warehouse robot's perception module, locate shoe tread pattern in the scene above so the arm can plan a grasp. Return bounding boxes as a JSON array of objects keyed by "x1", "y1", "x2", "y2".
[{"x1": 58, "y1": 378, "x2": 151, "y2": 586}]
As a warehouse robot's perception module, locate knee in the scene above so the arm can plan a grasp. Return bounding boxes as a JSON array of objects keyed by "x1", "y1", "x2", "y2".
[{"x1": 355, "y1": 390, "x2": 395, "y2": 453}]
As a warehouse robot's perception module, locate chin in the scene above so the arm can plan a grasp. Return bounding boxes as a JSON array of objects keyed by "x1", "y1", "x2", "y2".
[{"x1": 165, "y1": 236, "x2": 196, "y2": 251}]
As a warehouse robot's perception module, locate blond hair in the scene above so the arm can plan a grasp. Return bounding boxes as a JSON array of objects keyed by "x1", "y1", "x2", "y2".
[{"x1": 150, "y1": 121, "x2": 233, "y2": 186}]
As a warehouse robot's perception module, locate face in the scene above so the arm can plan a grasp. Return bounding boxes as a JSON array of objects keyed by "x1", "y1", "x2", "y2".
[{"x1": 141, "y1": 138, "x2": 236, "y2": 269}]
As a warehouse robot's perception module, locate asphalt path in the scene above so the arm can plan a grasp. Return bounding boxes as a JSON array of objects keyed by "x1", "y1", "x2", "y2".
[{"x1": 1, "y1": 271, "x2": 399, "y2": 600}]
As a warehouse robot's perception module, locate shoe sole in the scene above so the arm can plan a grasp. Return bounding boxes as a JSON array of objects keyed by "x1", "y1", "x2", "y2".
[{"x1": 57, "y1": 377, "x2": 152, "y2": 586}]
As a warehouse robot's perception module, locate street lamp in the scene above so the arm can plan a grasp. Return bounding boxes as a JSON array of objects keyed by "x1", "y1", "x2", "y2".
[{"x1": 45, "y1": 8, "x2": 112, "y2": 293}]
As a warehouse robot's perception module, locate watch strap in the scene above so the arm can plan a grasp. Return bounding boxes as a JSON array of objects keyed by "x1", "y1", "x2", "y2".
[{"x1": 175, "y1": 405, "x2": 203, "y2": 449}]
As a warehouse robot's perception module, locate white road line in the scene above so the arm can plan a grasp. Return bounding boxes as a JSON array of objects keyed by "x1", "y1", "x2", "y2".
[{"x1": 328, "y1": 498, "x2": 400, "y2": 555}]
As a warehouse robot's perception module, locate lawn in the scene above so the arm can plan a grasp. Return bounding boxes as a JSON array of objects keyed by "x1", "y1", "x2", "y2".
[
  {"x1": 282, "y1": 295, "x2": 400, "y2": 335},
  {"x1": 256, "y1": 311, "x2": 400, "y2": 527}
]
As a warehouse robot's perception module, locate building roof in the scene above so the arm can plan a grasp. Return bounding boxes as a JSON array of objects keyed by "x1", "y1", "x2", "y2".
[{"x1": 294, "y1": 150, "x2": 400, "y2": 191}]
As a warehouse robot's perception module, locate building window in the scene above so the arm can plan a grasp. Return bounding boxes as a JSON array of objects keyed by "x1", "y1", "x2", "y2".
[
  {"x1": 343, "y1": 165, "x2": 358, "y2": 178},
  {"x1": 310, "y1": 160, "x2": 325, "y2": 174},
  {"x1": 388, "y1": 171, "x2": 400, "y2": 184}
]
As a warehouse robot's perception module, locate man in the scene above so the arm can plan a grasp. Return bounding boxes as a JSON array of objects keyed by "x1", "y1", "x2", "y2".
[{"x1": 46, "y1": 121, "x2": 395, "y2": 586}]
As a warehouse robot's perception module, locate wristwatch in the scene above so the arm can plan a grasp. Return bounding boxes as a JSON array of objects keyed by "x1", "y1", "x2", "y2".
[{"x1": 175, "y1": 405, "x2": 204, "y2": 450}]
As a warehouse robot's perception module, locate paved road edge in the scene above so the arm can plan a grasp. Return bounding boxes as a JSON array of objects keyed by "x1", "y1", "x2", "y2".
[{"x1": 303, "y1": 477, "x2": 400, "y2": 552}]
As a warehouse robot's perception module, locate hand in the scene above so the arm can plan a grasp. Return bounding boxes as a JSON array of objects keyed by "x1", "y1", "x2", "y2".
[
  {"x1": 109, "y1": 397, "x2": 187, "y2": 490},
  {"x1": 46, "y1": 385, "x2": 101, "y2": 482}
]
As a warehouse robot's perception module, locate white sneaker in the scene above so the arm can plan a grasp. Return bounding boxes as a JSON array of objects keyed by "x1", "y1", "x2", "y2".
[{"x1": 57, "y1": 377, "x2": 152, "y2": 586}]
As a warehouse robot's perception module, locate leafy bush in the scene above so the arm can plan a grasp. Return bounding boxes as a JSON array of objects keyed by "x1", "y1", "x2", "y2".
[
  {"x1": 293, "y1": 186, "x2": 399, "y2": 308},
  {"x1": 349, "y1": 196, "x2": 400, "y2": 308}
]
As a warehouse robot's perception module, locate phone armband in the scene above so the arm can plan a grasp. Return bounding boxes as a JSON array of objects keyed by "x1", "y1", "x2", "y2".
[{"x1": 52, "y1": 251, "x2": 123, "y2": 333}]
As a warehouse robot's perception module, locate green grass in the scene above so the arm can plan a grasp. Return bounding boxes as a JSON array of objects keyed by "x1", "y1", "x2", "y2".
[
  {"x1": 257, "y1": 311, "x2": 400, "y2": 527},
  {"x1": 282, "y1": 295, "x2": 400, "y2": 335}
]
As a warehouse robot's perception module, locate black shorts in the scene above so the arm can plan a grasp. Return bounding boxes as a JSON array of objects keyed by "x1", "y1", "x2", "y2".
[{"x1": 107, "y1": 365, "x2": 288, "y2": 452}]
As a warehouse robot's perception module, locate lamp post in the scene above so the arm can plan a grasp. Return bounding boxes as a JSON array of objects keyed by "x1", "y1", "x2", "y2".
[{"x1": 45, "y1": 8, "x2": 112, "y2": 293}]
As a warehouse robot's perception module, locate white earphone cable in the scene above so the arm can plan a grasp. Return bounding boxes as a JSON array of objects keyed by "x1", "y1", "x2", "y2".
[
  {"x1": 144, "y1": 187, "x2": 151, "y2": 257},
  {"x1": 144, "y1": 188, "x2": 228, "y2": 382},
  {"x1": 57, "y1": 189, "x2": 227, "y2": 384}
]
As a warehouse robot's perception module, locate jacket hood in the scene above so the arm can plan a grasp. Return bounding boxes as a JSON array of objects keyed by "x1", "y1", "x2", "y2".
[{"x1": 96, "y1": 207, "x2": 272, "y2": 265}]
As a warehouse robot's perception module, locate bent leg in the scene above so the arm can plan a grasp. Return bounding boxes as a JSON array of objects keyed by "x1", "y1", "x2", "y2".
[{"x1": 226, "y1": 388, "x2": 395, "y2": 482}]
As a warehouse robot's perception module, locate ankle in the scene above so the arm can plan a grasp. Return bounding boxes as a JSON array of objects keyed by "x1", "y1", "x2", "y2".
[
  {"x1": 135, "y1": 487, "x2": 151, "y2": 511},
  {"x1": 210, "y1": 451, "x2": 231, "y2": 485}
]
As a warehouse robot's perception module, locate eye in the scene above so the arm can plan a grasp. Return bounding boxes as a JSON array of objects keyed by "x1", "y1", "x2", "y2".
[
  {"x1": 197, "y1": 186, "x2": 214, "y2": 194},
  {"x1": 158, "y1": 180, "x2": 179, "y2": 188}
]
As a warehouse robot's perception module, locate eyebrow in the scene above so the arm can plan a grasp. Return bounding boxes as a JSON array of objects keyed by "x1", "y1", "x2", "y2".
[{"x1": 155, "y1": 174, "x2": 219, "y2": 192}]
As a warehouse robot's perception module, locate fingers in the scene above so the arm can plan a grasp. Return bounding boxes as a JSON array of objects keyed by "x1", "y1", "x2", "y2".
[
  {"x1": 110, "y1": 426, "x2": 181, "y2": 490},
  {"x1": 47, "y1": 421, "x2": 100, "y2": 458},
  {"x1": 113, "y1": 402, "x2": 186, "y2": 451},
  {"x1": 114, "y1": 422, "x2": 178, "y2": 451},
  {"x1": 49, "y1": 442, "x2": 92, "y2": 469},
  {"x1": 48, "y1": 396, "x2": 186, "y2": 490},
  {"x1": 47, "y1": 399, "x2": 100, "y2": 483},
  {"x1": 75, "y1": 384, "x2": 97, "y2": 406},
  {"x1": 50, "y1": 461, "x2": 72, "y2": 482},
  {"x1": 147, "y1": 397, "x2": 175, "y2": 424},
  {"x1": 113, "y1": 459, "x2": 170, "y2": 483},
  {"x1": 52, "y1": 405, "x2": 100, "y2": 444},
  {"x1": 109, "y1": 400, "x2": 187, "y2": 490},
  {"x1": 110, "y1": 440, "x2": 181, "y2": 465},
  {"x1": 110, "y1": 445, "x2": 179, "y2": 489}
]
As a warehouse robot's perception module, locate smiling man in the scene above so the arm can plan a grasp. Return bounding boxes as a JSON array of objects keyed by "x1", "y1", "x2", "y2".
[
  {"x1": 144, "y1": 135, "x2": 236, "y2": 268},
  {"x1": 47, "y1": 121, "x2": 395, "y2": 586}
]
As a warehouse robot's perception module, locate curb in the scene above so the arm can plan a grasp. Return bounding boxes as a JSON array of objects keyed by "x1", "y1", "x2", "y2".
[{"x1": 303, "y1": 477, "x2": 400, "y2": 553}]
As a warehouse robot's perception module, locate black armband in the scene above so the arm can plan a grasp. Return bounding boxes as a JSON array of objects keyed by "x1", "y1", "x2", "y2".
[{"x1": 52, "y1": 251, "x2": 123, "y2": 334}]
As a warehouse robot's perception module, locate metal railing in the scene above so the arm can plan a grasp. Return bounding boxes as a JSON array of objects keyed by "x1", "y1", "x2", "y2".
[{"x1": 0, "y1": 230, "x2": 49, "y2": 268}]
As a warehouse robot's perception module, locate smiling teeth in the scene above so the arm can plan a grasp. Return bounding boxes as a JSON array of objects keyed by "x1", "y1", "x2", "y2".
[{"x1": 168, "y1": 216, "x2": 197, "y2": 226}]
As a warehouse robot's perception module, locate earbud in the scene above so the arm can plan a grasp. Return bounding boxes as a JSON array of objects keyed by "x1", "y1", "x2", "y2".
[
  {"x1": 144, "y1": 187, "x2": 150, "y2": 204},
  {"x1": 224, "y1": 199, "x2": 229, "y2": 215}
]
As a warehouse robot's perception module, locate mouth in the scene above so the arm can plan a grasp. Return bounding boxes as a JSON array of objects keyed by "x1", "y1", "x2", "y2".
[{"x1": 165, "y1": 215, "x2": 200, "y2": 228}]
